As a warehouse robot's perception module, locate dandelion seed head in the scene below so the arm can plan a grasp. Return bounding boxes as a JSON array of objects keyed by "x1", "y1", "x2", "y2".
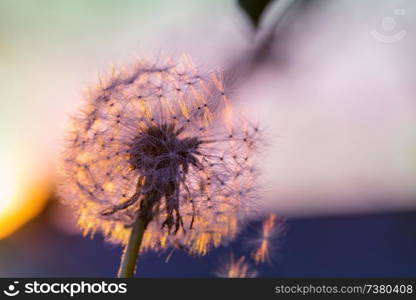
[
  {"x1": 251, "y1": 214, "x2": 284, "y2": 264},
  {"x1": 215, "y1": 255, "x2": 258, "y2": 278},
  {"x1": 57, "y1": 55, "x2": 261, "y2": 255}
]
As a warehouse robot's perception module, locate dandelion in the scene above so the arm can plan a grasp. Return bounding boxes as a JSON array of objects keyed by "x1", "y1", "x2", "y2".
[
  {"x1": 251, "y1": 213, "x2": 284, "y2": 264},
  {"x1": 57, "y1": 55, "x2": 261, "y2": 277},
  {"x1": 215, "y1": 254, "x2": 258, "y2": 278}
]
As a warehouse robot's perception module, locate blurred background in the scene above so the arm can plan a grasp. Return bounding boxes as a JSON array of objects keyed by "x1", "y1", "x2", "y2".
[{"x1": 0, "y1": 0, "x2": 416, "y2": 277}]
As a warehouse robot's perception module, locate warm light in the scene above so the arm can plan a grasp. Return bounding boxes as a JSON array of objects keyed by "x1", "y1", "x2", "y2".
[
  {"x1": 0, "y1": 156, "x2": 19, "y2": 217},
  {"x1": 0, "y1": 148, "x2": 50, "y2": 239}
]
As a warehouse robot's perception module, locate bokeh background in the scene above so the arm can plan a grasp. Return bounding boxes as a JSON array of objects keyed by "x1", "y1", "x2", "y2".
[{"x1": 0, "y1": 0, "x2": 416, "y2": 277}]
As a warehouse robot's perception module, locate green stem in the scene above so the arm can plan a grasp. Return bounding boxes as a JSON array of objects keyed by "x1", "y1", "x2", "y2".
[{"x1": 117, "y1": 216, "x2": 147, "y2": 278}]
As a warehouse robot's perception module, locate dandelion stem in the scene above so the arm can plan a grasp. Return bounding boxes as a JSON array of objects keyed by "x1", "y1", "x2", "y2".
[{"x1": 117, "y1": 216, "x2": 147, "y2": 278}]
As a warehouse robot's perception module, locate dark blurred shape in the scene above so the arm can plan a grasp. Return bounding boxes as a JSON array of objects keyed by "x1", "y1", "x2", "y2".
[
  {"x1": 228, "y1": 0, "x2": 322, "y2": 85},
  {"x1": 237, "y1": 0, "x2": 276, "y2": 28}
]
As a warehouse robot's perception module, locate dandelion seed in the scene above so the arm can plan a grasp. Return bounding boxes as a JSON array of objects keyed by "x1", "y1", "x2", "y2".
[
  {"x1": 57, "y1": 55, "x2": 261, "y2": 276},
  {"x1": 215, "y1": 254, "x2": 257, "y2": 278},
  {"x1": 251, "y1": 214, "x2": 284, "y2": 264}
]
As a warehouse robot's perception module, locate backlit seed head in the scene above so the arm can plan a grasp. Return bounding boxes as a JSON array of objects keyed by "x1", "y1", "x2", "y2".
[
  {"x1": 57, "y1": 55, "x2": 261, "y2": 255},
  {"x1": 215, "y1": 255, "x2": 258, "y2": 278},
  {"x1": 250, "y1": 214, "x2": 285, "y2": 264}
]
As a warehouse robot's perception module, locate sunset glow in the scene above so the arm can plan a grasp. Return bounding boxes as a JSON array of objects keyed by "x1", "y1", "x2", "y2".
[{"x1": 0, "y1": 148, "x2": 50, "y2": 239}]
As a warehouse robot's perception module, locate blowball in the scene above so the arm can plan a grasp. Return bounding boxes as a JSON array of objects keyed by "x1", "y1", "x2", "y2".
[{"x1": 58, "y1": 55, "x2": 261, "y2": 255}]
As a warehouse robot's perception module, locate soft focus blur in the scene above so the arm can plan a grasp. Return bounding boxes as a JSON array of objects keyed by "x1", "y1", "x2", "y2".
[{"x1": 0, "y1": 0, "x2": 415, "y2": 277}]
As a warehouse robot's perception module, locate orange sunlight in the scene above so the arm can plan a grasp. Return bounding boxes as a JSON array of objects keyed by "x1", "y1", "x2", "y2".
[{"x1": 0, "y1": 148, "x2": 51, "y2": 239}]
